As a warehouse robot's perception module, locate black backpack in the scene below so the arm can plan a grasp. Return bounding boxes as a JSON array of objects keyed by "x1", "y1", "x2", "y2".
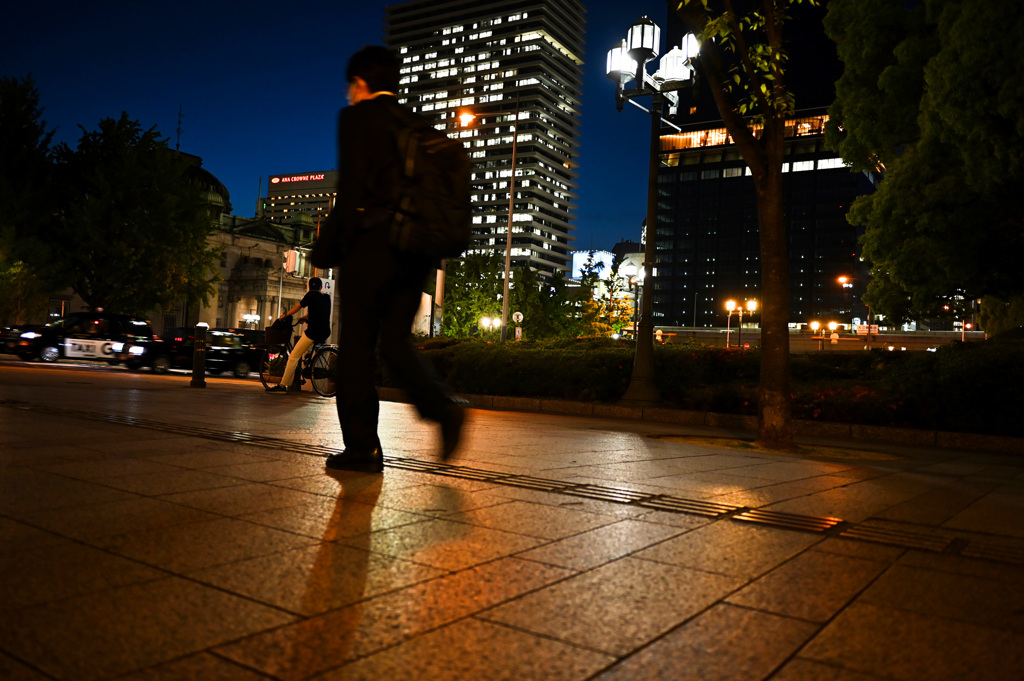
[{"x1": 386, "y1": 103, "x2": 472, "y2": 260}]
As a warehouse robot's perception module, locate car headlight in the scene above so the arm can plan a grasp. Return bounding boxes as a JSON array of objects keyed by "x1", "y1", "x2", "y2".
[
  {"x1": 20, "y1": 331, "x2": 39, "y2": 339},
  {"x1": 128, "y1": 345, "x2": 145, "y2": 356},
  {"x1": 112, "y1": 342, "x2": 125, "y2": 352}
]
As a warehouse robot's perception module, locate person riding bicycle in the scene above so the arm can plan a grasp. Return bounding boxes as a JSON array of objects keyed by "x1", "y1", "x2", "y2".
[{"x1": 267, "y1": 277, "x2": 332, "y2": 392}]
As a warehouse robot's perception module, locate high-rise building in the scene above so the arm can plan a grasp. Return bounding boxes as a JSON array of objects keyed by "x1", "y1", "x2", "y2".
[
  {"x1": 655, "y1": 113, "x2": 872, "y2": 329},
  {"x1": 650, "y1": 9, "x2": 872, "y2": 330},
  {"x1": 385, "y1": 0, "x2": 585, "y2": 277},
  {"x1": 259, "y1": 170, "x2": 337, "y2": 232}
]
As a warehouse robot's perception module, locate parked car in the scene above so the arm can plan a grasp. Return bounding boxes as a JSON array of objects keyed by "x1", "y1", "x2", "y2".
[
  {"x1": 161, "y1": 327, "x2": 254, "y2": 377},
  {"x1": 16, "y1": 312, "x2": 155, "y2": 364},
  {"x1": 2, "y1": 326, "x2": 29, "y2": 354},
  {"x1": 112, "y1": 335, "x2": 172, "y2": 373}
]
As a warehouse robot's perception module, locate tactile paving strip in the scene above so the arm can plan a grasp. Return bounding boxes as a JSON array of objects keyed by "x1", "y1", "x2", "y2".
[
  {"x1": 839, "y1": 520, "x2": 954, "y2": 552},
  {"x1": 4, "y1": 399, "x2": 1022, "y2": 565},
  {"x1": 734, "y1": 509, "x2": 845, "y2": 533}
]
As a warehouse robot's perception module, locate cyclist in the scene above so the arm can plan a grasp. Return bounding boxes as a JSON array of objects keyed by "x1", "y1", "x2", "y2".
[{"x1": 267, "y1": 277, "x2": 332, "y2": 392}]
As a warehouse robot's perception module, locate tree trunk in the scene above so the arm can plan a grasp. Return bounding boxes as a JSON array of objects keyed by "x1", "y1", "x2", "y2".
[{"x1": 754, "y1": 163, "x2": 795, "y2": 450}]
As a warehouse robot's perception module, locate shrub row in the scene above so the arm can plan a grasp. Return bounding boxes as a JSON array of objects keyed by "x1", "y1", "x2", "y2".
[{"x1": 386, "y1": 337, "x2": 1024, "y2": 438}]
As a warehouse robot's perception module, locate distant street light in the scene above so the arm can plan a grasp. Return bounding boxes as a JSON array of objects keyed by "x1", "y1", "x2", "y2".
[
  {"x1": 480, "y1": 316, "x2": 501, "y2": 341},
  {"x1": 810, "y1": 320, "x2": 823, "y2": 350},
  {"x1": 736, "y1": 299, "x2": 758, "y2": 349},
  {"x1": 837, "y1": 275, "x2": 853, "y2": 319},
  {"x1": 725, "y1": 300, "x2": 736, "y2": 348},
  {"x1": 607, "y1": 16, "x2": 699, "y2": 403}
]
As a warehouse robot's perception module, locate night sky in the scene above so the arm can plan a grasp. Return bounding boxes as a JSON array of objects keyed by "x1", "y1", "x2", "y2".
[{"x1": 3, "y1": 0, "x2": 686, "y2": 252}]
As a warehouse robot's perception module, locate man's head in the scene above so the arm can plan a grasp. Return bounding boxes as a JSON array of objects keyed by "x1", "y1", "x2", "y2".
[
  {"x1": 308, "y1": 277, "x2": 323, "y2": 292},
  {"x1": 346, "y1": 45, "x2": 400, "y2": 104}
]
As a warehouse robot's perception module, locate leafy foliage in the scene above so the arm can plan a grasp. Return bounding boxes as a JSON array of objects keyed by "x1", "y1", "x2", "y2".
[
  {"x1": 0, "y1": 76, "x2": 57, "y2": 322},
  {"x1": 977, "y1": 295, "x2": 1024, "y2": 337},
  {"x1": 441, "y1": 251, "x2": 602, "y2": 340},
  {"x1": 47, "y1": 113, "x2": 220, "y2": 313},
  {"x1": 825, "y1": 0, "x2": 1024, "y2": 323},
  {"x1": 1, "y1": 78, "x2": 222, "y2": 318},
  {"x1": 0, "y1": 260, "x2": 50, "y2": 324},
  {"x1": 600, "y1": 256, "x2": 634, "y2": 334},
  {"x1": 439, "y1": 251, "x2": 505, "y2": 337}
]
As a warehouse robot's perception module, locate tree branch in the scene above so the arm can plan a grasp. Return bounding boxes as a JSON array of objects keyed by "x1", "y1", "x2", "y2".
[{"x1": 721, "y1": 0, "x2": 773, "y2": 116}]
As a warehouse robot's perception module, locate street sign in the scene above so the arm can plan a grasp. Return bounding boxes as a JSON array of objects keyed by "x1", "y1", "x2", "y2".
[{"x1": 512, "y1": 311, "x2": 524, "y2": 323}]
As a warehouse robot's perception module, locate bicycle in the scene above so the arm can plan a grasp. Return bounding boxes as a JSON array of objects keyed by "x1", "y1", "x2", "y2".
[{"x1": 258, "y1": 318, "x2": 339, "y2": 397}]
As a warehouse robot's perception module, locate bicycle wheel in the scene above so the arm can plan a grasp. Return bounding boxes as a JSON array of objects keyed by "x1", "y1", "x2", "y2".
[
  {"x1": 259, "y1": 348, "x2": 287, "y2": 389},
  {"x1": 310, "y1": 347, "x2": 338, "y2": 397}
]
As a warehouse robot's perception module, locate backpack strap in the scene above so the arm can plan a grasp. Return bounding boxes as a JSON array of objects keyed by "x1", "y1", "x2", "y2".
[
  {"x1": 393, "y1": 126, "x2": 417, "y2": 223},
  {"x1": 396, "y1": 126, "x2": 418, "y2": 180}
]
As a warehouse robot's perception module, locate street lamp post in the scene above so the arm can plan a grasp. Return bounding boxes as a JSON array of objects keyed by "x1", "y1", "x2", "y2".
[
  {"x1": 810, "y1": 321, "x2": 823, "y2": 351},
  {"x1": 725, "y1": 300, "x2": 736, "y2": 348},
  {"x1": 432, "y1": 111, "x2": 478, "y2": 338},
  {"x1": 480, "y1": 316, "x2": 502, "y2": 341},
  {"x1": 837, "y1": 275, "x2": 852, "y2": 320},
  {"x1": 500, "y1": 93, "x2": 522, "y2": 342},
  {"x1": 736, "y1": 299, "x2": 758, "y2": 349},
  {"x1": 607, "y1": 17, "x2": 699, "y2": 404}
]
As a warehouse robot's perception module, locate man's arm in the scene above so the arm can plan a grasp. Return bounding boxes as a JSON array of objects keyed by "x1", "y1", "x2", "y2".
[{"x1": 278, "y1": 302, "x2": 302, "y2": 321}]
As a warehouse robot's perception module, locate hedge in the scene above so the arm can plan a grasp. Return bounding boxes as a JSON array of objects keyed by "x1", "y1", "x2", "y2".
[{"x1": 379, "y1": 336, "x2": 1024, "y2": 438}]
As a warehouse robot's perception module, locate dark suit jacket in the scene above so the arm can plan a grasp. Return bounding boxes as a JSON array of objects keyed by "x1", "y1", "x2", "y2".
[{"x1": 330, "y1": 95, "x2": 402, "y2": 259}]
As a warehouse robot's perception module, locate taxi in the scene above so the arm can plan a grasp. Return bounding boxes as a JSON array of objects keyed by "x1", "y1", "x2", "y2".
[{"x1": 16, "y1": 312, "x2": 155, "y2": 364}]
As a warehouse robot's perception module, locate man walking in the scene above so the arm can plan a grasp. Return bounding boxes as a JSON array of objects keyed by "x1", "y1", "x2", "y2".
[{"x1": 316, "y1": 45, "x2": 465, "y2": 473}]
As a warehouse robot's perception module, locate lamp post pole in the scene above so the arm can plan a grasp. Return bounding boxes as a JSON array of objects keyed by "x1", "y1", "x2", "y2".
[
  {"x1": 621, "y1": 90, "x2": 663, "y2": 401},
  {"x1": 736, "y1": 299, "x2": 758, "y2": 349},
  {"x1": 500, "y1": 93, "x2": 521, "y2": 342},
  {"x1": 608, "y1": 17, "x2": 699, "y2": 405},
  {"x1": 725, "y1": 300, "x2": 735, "y2": 348}
]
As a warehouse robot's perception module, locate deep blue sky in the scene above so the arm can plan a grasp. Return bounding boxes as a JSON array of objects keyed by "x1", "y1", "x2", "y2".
[{"x1": 3, "y1": 0, "x2": 681, "y2": 252}]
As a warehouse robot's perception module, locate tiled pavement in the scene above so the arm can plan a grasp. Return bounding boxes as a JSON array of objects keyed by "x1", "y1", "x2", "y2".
[{"x1": 1, "y1": 362, "x2": 1023, "y2": 680}]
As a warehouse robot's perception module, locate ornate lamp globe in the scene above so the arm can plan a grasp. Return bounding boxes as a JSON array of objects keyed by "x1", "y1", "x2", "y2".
[
  {"x1": 606, "y1": 39, "x2": 636, "y2": 83},
  {"x1": 627, "y1": 16, "x2": 660, "y2": 65}
]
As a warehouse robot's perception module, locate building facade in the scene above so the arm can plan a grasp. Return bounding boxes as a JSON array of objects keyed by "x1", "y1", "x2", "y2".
[
  {"x1": 259, "y1": 170, "x2": 337, "y2": 235},
  {"x1": 647, "y1": 8, "x2": 872, "y2": 331},
  {"x1": 205, "y1": 213, "x2": 326, "y2": 336},
  {"x1": 654, "y1": 111, "x2": 872, "y2": 329},
  {"x1": 385, "y1": 0, "x2": 585, "y2": 277}
]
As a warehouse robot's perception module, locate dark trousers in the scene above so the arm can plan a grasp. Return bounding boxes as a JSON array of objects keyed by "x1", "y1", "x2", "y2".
[{"x1": 334, "y1": 229, "x2": 449, "y2": 452}]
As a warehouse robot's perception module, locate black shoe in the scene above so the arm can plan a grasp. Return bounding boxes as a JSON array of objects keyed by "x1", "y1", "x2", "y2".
[
  {"x1": 265, "y1": 385, "x2": 287, "y2": 393},
  {"x1": 325, "y1": 448, "x2": 384, "y2": 473},
  {"x1": 439, "y1": 399, "x2": 467, "y2": 460}
]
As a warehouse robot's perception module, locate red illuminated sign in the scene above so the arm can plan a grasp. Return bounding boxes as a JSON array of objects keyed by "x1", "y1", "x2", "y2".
[{"x1": 270, "y1": 173, "x2": 327, "y2": 184}]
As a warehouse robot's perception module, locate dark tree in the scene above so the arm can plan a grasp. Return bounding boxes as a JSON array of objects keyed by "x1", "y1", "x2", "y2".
[
  {"x1": 0, "y1": 75, "x2": 57, "y2": 322},
  {"x1": 441, "y1": 251, "x2": 505, "y2": 337},
  {"x1": 825, "y1": 0, "x2": 1024, "y2": 325},
  {"x1": 49, "y1": 113, "x2": 220, "y2": 313}
]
